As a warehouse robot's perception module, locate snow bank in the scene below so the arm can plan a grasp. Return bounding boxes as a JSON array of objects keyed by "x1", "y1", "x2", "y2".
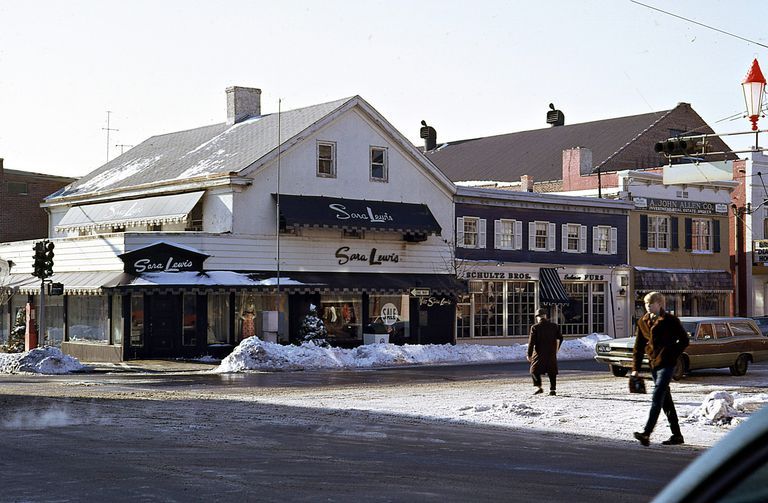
[
  {"x1": 214, "y1": 333, "x2": 609, "y2": 373},
  {"x1": 686, "y1": 390, "x2": 768, "y2": 425},
  {"x1": 0, "y1": 347, "x2": 86, "y2": 374}
]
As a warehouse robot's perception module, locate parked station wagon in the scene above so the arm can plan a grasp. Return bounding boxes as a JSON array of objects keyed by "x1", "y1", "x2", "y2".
[{"x1": 595, "y1": 317, "x2": 768, "y2": 380}]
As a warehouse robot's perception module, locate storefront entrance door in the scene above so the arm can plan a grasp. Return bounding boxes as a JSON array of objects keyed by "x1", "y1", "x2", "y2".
[{"x1": 148, "y1": 294, "x2": 181, "y2": 357}]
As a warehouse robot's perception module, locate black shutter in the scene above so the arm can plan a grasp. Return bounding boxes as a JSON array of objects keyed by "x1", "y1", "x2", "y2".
[
  {"x1": 713, "y1": 219, "x2": 721, "y2": 253},
  {"x1": 639, "y1": 214, "x2": 648, "y2": 250},
  {"x1": 684, "y1": 218, "x2": 692, "y2": 251},
  {"x1": 670, "y1": 217, "x2": 679, "y2": 250}
]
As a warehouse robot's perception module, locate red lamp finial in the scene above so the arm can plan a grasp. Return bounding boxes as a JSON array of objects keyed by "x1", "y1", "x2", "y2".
[{"x1": 742, "y1": 59, "x2": 766, "y2": 131}]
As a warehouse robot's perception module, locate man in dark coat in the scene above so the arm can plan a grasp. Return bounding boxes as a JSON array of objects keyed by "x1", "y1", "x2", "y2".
[
  {"x1": 631, "y1": 291, "x2": 689, "y2": 446},
  {"x1": 527, "y1": 308, "x2": 563, "y2": 396}
]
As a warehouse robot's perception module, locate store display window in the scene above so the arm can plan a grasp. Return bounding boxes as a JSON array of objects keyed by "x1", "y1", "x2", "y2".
[
  {"x1": 366, "y1": 295, "x2": 410, "y2": 343},
  {"x1": 235, "y1": 294, "x2": 286, "y2": 341},
  {"x1": 319, "y1": 296, "x2": 361, "y2": 341}
]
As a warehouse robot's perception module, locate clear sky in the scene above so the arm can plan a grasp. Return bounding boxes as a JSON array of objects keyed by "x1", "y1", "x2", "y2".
[{"x1": 0, "y1": 0, "x2": 765, "y2": 178}]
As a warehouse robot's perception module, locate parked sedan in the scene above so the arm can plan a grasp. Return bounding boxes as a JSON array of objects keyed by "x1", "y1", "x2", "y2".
[{"x1": 595, "y1": 317, "x2": 768, "y2": 380}]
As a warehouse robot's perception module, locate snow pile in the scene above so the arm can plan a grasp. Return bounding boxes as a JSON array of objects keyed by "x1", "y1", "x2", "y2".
[
  {"x1": 0, "y1": 347, "x2": 86, "y2": 374},
  {"x1": 214, "y1": 333, "x2": 609, "y2": 373},
  {"x1": 687, "y1": 390, "x2": 768, "y2": 425}
]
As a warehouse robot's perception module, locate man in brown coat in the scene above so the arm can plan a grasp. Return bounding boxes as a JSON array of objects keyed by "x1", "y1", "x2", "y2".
[
  {"x1": 631, "y1": 291, "x2": 689, "y2": 446},
  {"x1": 527, "y1": 308, "x2": 563, "y2": 396}
]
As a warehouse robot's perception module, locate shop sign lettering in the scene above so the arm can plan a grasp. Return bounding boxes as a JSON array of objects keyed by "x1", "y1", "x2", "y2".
[
  {"x1": 564, "y1": 274, "x2": 605, "y2": 281},
  {"x1": 636, "y1": 197, "x2": 727, "y2": 215},
  {"x1": 754, "y1": 240, "x2": 768, "y2": 264},
  {"x1": 381, "y1": 303, "x2": 399, "y2": 325},
  {"x1": 419, "y1": 296, "x2": 452, "y2": 307},
  {"x1": 463, "y1": 271, "x2": 532, "y2": 279},
  {"x1": 329, "y1": 203, "x2": 394, "y2": 223},
  {"x1": 335, "y1": 246, "x2": 400, "y2": 266},
  {"x1": 133, "y1": 256, "x2": 194, "y2": 273}
]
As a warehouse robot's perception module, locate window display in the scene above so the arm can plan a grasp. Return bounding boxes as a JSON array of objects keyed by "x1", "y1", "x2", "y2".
[
  {"x1": 319, "y1": 296, "x2": 361, "y2": 341},
  {"x1": 235, "y1": 294, "x2": 285, "y2": 341},
  {"x1": 68, "y1": 296, "x2": 109, "y2": 344},
  {"x1": 367, "y1": 295, "x2": 410, "y2": 343}
]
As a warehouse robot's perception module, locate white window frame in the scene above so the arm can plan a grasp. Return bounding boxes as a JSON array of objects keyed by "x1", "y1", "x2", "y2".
[
  {"x1": 593, "y1": 225, "x2": 617, "y2": 255},
  {"x1": 648, "y1": 215, "x2": 670, "y2": 252},
  {"x1": 692, "y1": 218, "x2": 713, "y2": 254},
  {"x1": 456, "y1": 216, "x2": 486, "y2": 249},
  {"x1": 370, "y1": 146, "x2": 388, "y2": 182},
  {"x1": 317, "y1": 141, "x2": 336, "y2": 177},
  {"x1": 529, "y1": 221, "x2": 555, "y2": 252},
  {"x1": 562, "y1": 223, "x2": 586, "y2": 253},
  {"x1": 494, "y1": 219, "x2": 522, "y2": 250}
]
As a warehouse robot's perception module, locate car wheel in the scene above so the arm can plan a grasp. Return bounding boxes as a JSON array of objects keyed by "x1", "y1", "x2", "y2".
[
  {"x1": 672, "y1": 355, "x2": 686, "y2": 381},
  {"x1": 610, "y1": 365, "x2": 628, "y2": 377},
  {"x1": 729, "y1": 354, "x2": 750, "y2": 376}
]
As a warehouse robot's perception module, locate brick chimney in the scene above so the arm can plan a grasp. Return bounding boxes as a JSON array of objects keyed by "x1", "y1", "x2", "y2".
[
  {"x1": 561, "y1": 147, "x2": 593, "y2": 191},
  {"x1": 520, "y1": 174, "x2": 534, "y2": 192},
  {"x1": 226, "y1": 86, "x2": 262, "y2": 125}
]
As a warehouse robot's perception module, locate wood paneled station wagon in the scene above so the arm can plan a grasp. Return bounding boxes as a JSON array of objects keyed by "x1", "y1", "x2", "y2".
[{"x1": 595, "y1": 317, "x2": 768, "y2": 380}]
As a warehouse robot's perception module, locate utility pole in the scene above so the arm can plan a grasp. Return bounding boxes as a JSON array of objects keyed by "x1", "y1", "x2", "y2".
[{"x1": 102, "y1": 111, "x2": 119, "y2": 162}]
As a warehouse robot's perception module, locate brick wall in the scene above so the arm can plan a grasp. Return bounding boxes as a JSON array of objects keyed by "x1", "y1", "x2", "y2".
[{"x1": 0, "y1": 159, "x2": 75, "y2": 242}]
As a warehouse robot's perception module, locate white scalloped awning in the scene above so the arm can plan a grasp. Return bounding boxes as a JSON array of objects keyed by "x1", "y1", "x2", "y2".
[
  {"x1": 6, "y1": 271, "x2": 125, "y2": 296},
  {"x1": 56, "y1": 191, "x2": 204, "y2": 232}
]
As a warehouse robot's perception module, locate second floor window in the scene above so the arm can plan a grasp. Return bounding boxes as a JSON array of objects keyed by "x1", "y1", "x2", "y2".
[
  {"x1": 457, "y1": 216, "x2": 486, "y2": 248},
  {"x1": 370, "y1": 147, "x2": 387, "y2": 181},
  {"x1": 594, "y1": 225, "x2": 618, "y2": 254},
  {"x1": 529, "y1": 221, "x2": 555, "y2": 251},
  {"x1": 317, "y1": 142, "x2": 336, "y2": 177},
  {"x1": 494, "y1": 219, "x2": 522, "y2": 250},
  {"x1": 692, "y1": 218, "x2": 712, "y2": 253},
  {"x1": 562, "y1": 223, "x2": 586, "y2": 253},
  {"x1": 648, "y1": 215, "x2": 669, "y2": 251}
]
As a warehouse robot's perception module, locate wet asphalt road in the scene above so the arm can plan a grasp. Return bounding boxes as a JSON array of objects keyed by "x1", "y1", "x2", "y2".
[{"x1": 0, "y1": 360, "x2": 701, "y2": 503}]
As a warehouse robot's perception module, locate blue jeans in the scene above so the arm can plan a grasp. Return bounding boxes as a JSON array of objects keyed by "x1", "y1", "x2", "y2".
[{"x1": 643, "y1": 366, "x2": 681, "y2": 436}]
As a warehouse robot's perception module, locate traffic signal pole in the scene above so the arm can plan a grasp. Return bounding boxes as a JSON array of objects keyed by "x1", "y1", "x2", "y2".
[
  {"x1": 38, "y1": 277, "x2": 45, "y2": 348},
  {"x1": 31, "y1": 239, "x2": 55, "y2": 347}
]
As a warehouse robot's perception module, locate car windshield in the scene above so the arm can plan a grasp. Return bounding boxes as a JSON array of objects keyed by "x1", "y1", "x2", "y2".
[{"x1": 681, "y1": 322, "x2": 697, "y2": 338}]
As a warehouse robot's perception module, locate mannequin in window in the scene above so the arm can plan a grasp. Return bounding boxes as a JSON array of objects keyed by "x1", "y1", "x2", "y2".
[{"x1": 240, "y1": 304, "x2": 256, "y2": 339}]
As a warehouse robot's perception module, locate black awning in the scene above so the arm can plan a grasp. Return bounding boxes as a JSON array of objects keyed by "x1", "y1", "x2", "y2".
[
  {"x1": 634, "y1": 269, "x2": 734, "y2": 293},
  {"x1": 249, "y1": 271, "x2": 466, "y2": 295},
  {"x1": 274, "y1": 194, "x2": 442, "y2": 235},
  {"x1": 539, "y1": 268, "x2": 570, "y2": 306}
]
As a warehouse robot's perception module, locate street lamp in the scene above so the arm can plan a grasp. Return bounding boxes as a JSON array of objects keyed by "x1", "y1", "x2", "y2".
[{"x1": 742, "y1": 58, "x2": 766, "y2": 132}]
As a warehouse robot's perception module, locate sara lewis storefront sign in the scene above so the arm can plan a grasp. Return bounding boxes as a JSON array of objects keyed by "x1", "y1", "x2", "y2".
[
  {"x1": 118, "y1": 242, "x2": 210, "y2": 275},
  {"x1": 633, "y1": 197, "x2": 728, "y2": 215}
]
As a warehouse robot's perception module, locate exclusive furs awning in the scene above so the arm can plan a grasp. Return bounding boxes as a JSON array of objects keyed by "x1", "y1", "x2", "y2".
[
  {"x1": 274, "y1": 194, "x2": 442, "y2": 235},
  {"x1": 539, "y1": 268, "x2": 570, "y2": 306},
  {"x1": 634, "y1": 268, "x2": 734, "y2": 293},
  {"x1": 55, "y1": 191, "x2": 205, "y2": 232}
]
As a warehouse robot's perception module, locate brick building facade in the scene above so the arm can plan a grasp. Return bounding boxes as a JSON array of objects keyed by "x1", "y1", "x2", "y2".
[{"x1": 0, "y1": 158, "x2": 76, "y2": 242}]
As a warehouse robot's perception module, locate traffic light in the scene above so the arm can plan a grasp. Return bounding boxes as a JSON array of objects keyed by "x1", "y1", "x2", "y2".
[
  {"x1": 32, "y1": 240, "x2": 54, "y2": 279},
  {"x1": 654, "y1": 137, "x2": 706, "y2": 157}
]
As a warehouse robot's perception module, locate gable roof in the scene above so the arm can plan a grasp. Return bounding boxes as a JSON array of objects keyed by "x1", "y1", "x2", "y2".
[
  {"x1": 426, "y1": 105, "x2": 713, "y2": 183},
  {"x1": 48, "y1": 96, "x2": 355, "y2": 201}
]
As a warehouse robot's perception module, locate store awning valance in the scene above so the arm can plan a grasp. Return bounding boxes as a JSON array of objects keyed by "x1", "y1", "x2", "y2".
[
  {"x1": 4, "y1": 271, "x2": 126, "y2": 295},
  {"x1": 634, "y1": 269, "x2": 734, "y2": 293},
  {"x1": 55, "y1": 191, "x2": 204, "y2": 232},
  {"x1": 274, "y1": 194, "x2": 442, "y2": 235},
  {"x1": 109, "y1": 271, "x2": 466, "y2": 295},
  {"x1": 539, "y1": 268, "x2": 570, "y2": 306}
]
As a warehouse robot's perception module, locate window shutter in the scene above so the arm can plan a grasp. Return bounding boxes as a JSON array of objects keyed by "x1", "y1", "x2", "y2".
[
  {"x1": 494, "y1": 219, "x2": 502, "y2": 249},
  {"x1": 684, "y1": 218, "x2": 692, "y2": 251},
  {"x1": 639, "y1": 214, "x2": 648, "y2": 250},
  {"x1": 580, "y1": 225, "x2": 587, "y2": 253},
  {"x1": 592, "y1": 226, "x2": 599, "y2": 254},
  {"x1": 670, "y1": 217, "x2": 679, "y2": 250},
  {"x1": 514, "y1": 220, "x2": 523, "y2": 250},
  {"x1": 529, "y1": 222, "x2": 535, "y2": 250},
  {"x1": 478, "y1": 219, "x2": 487, "y2": 249},
  {"x1": 610, "y1": 227, "x2": 618, "y2": 254},
  {"x1": 456, "y1": 217, "x2": 464, "y2": 248},
  {"x1": 548, "y1": 222, "x2": 556, "y2": 251},
  {"x1": 561, "y1": 224, "x2": 568, "y2": 252},
  {"x1": 713, "y1": 219, "x2": 721, "y2": 253}
]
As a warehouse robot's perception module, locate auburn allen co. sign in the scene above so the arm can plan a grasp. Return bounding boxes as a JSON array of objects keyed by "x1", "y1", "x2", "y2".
[{"x1": 118, "y1": 242, "x2": 210, "y2": 275}]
